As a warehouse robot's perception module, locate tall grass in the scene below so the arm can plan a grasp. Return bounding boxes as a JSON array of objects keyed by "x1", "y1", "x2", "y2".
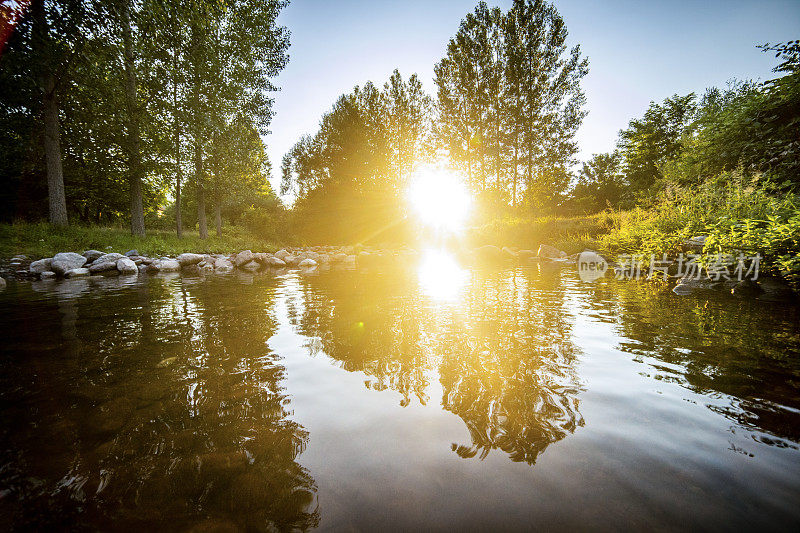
[{"x1": 0, "y1": 223, "x2": 282, "y2": 258}]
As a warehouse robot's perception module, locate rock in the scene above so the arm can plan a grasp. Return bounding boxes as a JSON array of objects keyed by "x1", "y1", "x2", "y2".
[
  {"x1": 93, "y1": 253, "x2": 124, "y2": 265},
  {"x1": 11, "y1": 254, "x2": 27, "y2": 261},
  {"x1": 758, "y1": 277, "x2": 795, "y2": 301},
  {"x1": 537, "y1": 244, "x2": 567, "y2": 259},
  {"x1": 158, "y1": 259, "x2": 181, "y2": 272},
  {"x1": 274, "y1": 249, "x2": 291, "y2": 262},
  {"x1": 89, "y1": 261, "x2": 118, "y2": 273},
  {"x1": 124, "y1": 249, "x2": 138, "y2": 257},
  {"x1": 137, "y1": 264, "x2": 148, "y2": 274},
  {"x1": 215, "y1": 259, "x2": 234, "y2": 272},
  {"x1": 29, "y1": 258, "x2": 53, "y2": 274},
  {"x1": 40, "y1": 271, "x2": 56, "y2": 280},
  {"x1": 182, "y1": 264, "x2": 202, "y2": 276},
  {"x1": 177, "y1": 253, "x2": 203, "y2": 266},
  {"x1": 50, "y1": 252, "x2": 87, "y2": 275},
  {"x1": 501, "y1": 246, "x2": 519, "y2": 259},
  {"x1": 672, "y1": 277, "x2": 716, "y2": 296},
  {"x1": 82, "y1": 249, "x2": 104, "y2": 262},
  {"x1": 731, "y1": 279, "x2": 761, "y2": 297},
  {"x1": 299, "y1": 258, "x2": 318, "y2": 268},
  {"x1": 233, "y1": 250, "x2": 254, "y2": 267},
  {"x1": 116, "y1": 257, "x2": 138, "y2": 275},
  {"x1": 239, "y1": 260, "x2": 260, "y2": 272},
  {"x1": 199, "y1": 262, "x2": 214, "y2": 274},
  {"x1": 267, "y1": 256, "x2": 286, "y2": 267},
  {"x1": 65, "y1": 268, "x2": 90, "y2": 278},
  {"x1": 0, "y1": 277, "x2": 5, "y2": 290},
  {"x1": 283, "y1": 254, "x2": 298, "y2": 266}
]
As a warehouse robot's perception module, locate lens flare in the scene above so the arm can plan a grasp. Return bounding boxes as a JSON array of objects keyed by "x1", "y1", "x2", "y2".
[
  {"x1": 417, "y1": 248, "x2": 468, "y2": 301},
  {"x1": 407, "y1": 167, "x2": 471, "y2": 232}
]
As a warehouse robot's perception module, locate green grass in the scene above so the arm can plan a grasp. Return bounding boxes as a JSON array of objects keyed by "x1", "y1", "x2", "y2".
[{"x1": 0, "y1": 223, "x2": 283, "y2": 259}]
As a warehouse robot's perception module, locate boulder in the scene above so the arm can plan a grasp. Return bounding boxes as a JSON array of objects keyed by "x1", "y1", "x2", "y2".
[
  {"x1": 29, "y1": 258, "x2": 52, "y2": 274},
  {"x1": 199, "y1": 262, "x2": 214, "y2": 274},
  {"x1": 158, "y1": 259, "x2": 181, "y2": 272},
  {"x1": 65, "y1": 268, "x2": 90, "y2": 278},
  {"x1": 182, "y1": 264, "x2": 202, "y2": 276},
  {"x1": 177, "y1": 253, "x2": 203, "y2": 266},
  {"x1": 267, "y1": 256, "x2": 286, "y2": 267},
  {"x1": 537, "y1": 244, "x2": 567, "y2": 259},
  {"x1": 283, "y1": 254, "x2": 298, "y2": 266},
  {"x1": 240, "y1": 260, "x2": 260, "y2": 272},
  {"x1": 93, "y1": 253, "x2": 124, "y2": 265},
  {"x1": 138, "y1": 264, "x2": 149, "y2": 274},
  {"x1": 299, "y1": 258, "x2": 318, "y2": 268},
  {"x1": 233, "y1": 250, "x2": 254, "y2": 267},
  {"x1": 50, "y1": 252, "x2": 87, "y2": 275},
  {"x1": 82, "y1": 249, "x2": 104, "y2": 262},
  {"x1": 215, "y1": 260, "x2": 234, "y2": 273},
  {"x1": 672, "y1": 277, "x2": 716, "y2": 296},
  {"x1": 40, "y1": 271, "x2": 56, "y2": 280},
  {"x1": 274, "y1": 249, "x2": 291, "y2": 262},
  {"x1": 124, "y1": 249, "x2": 138, "y2": 257},
  {"x1": 116, "y1": 257, "x2": 138, "y2": 275},
  {"x1": 89, "y1": 261, "x2": 118, "y2": 273}
]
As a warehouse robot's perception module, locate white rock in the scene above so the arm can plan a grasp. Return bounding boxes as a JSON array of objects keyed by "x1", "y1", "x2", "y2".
[
  {"x1": 93, "y1": 253, "x2": 124, "y2": 265},
  {"x1": 240, "y1": 260, "x2": 260, "y2": 272},
  {"x1": 215, "y1": 260, "x2": 234, "y2": 273},
  {"x1": 51, "y1": 252, "x2": 87, "y2": 275},
  {"x1": 117, "y1": 257, "x2": 138, "y2": 275},
  {"x1": 65, "y1": 268, "x2": 90, "y2": 278},
  {"x1": 89, "y1": 261, "x2": 117, "y2": 273},
  {"x1": 29, "y1": 258, "x2": 52, "y2": 274},
  {"x1": 268, "y1": 257, "x2": 286, "y2": 267},
  {"x1": 299, "y1": 258, "x2": 317, "y2": 268},
  {"x1": 177, "y1": 253, "x2": 204, "y2": 266},
  {"x1": 158, "y1": 259, "x2": 181, "y2": 272},
  {"x1": 40, "y1": 271, "x2": 56, "y2": 280},
  {"x1": 274, "y1": 249, "x2": 291, "y2": 261}
]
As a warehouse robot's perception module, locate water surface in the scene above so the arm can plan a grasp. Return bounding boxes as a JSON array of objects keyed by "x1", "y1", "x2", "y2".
[{"x1": 1, "y1": 257, "x2": 799, "y2": 531}]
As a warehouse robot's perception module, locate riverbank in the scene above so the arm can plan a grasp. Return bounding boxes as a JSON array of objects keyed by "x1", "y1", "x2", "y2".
[{"x1": 0, "y1": 223, "x2": 282, "y2": 259}]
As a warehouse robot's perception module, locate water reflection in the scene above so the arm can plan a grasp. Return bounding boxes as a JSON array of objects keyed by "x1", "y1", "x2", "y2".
[
  {"x1": 1, "y1": 265, "x2": 800, "y2": 530},
  {"x1": 417, "y1": 248, "x2": 468, "y2": 301},
  {"x1": 0, "y1": 276, "x2": 319, "y2": 531}
]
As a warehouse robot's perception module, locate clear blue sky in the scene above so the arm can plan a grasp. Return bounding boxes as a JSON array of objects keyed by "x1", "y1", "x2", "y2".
[{"x1": 265, "y1": 0, "x2": 800, "y2": 196}]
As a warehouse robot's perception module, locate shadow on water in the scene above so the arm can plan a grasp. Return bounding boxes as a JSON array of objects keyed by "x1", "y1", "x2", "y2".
[{"x1": 0, "y1": 274, "x2": 319, "y2": 531}]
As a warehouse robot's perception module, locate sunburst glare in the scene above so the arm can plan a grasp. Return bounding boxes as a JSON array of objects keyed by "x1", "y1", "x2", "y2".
[
  {"x1": 417, "y1": 248, "x2": 469, "y2": 301},
  {"x1": 407, "y1": 167, "x2": 472, "y2": 233}
]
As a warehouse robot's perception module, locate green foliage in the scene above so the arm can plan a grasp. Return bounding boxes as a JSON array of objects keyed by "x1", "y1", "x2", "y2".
[{"x1": 468, "y1": 212, "x2": 611, "y2": 253}]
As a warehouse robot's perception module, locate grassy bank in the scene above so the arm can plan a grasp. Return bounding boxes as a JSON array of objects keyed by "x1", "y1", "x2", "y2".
[
  {"x1": 471, "y1": 178, "x2": 800, "y2": 289},
  {"x1": 0, "y1": 223, "x2": 283, "y2": 259}
]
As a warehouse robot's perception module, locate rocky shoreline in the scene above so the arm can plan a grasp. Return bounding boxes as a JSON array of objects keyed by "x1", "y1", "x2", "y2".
[{"x1": 0, "y1": 242, "x2": 796, "y2": 301}]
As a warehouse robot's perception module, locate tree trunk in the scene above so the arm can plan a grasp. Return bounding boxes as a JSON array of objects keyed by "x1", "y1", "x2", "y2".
[
  {"x1": 121, "y1": 1, "x2": 145, "y2": 237},
  {"x1": 214, "y1": 203, "x2": 222, "y2": 237},
  {"x1": 195, "y1": 139, "x2": 208, "y2": 239},
  {"x1": 42, "y1": 74, "x2": 68, "y2": 226},
  {"x1": 33, "y1": 0, "x2": 67, "y2": 226},
  {"x1": 173, "y1": 69, "x2": 182, "y2": 238}
]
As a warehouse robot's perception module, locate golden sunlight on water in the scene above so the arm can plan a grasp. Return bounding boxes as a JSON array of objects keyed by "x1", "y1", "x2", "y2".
[
  {"x1": 407, "y1": 166, "x2": 472, "y2": 232},
  {"x1": 417, "y1": 248, "x2": 468, "y2": 301}
]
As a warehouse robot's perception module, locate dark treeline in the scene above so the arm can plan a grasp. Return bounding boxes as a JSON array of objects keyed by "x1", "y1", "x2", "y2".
[{"x1": 0, "y1": 0, "x2": 289, "y2": 237}]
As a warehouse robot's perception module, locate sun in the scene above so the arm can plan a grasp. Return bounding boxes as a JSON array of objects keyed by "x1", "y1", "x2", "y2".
[{"x1": 407, "y1": 167, "x2": 472, "y2": 232}]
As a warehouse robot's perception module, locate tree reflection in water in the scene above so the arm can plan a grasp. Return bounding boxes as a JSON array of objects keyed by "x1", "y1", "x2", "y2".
[
  {"x1": 293, "y1": 258, "x2": 585, "y2": 465},
  {"x1": 0, "y1": 275, "x2": 319, "y2": 531}
]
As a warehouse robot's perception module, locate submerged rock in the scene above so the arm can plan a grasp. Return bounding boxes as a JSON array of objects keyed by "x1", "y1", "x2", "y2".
[
  {"x1": 299, "y1": 258, "x2": 318, "y2": 268},
  {"x1": 40, "y1": 271, "x2": 56, "y2": 280}
]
